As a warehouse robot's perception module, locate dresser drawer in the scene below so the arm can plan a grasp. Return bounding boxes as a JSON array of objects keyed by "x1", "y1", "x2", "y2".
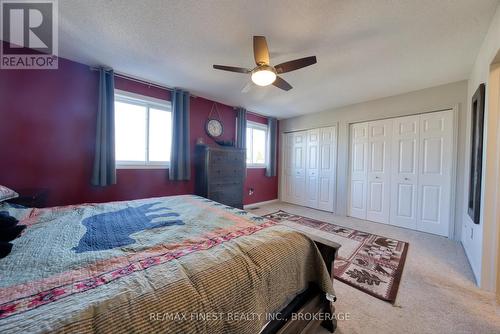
[
  {"x1": 209, "y1": 183, "x2": 242, "y2": 206},
  {"x1": 208, "y1": 165, "x2": 245, "y2": 180},
  {"x1": 209, "y1": 181, "x2": 243, "y2": 193},
  {"x1": 209, "y1": 192, "x2": 243, "y2": 208},
  {"x1": 209, "y1": 150, "x2": 245, "y2": 165}
]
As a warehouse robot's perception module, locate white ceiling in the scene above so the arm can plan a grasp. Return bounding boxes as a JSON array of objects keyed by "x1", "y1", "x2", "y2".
[{"x1": 58, "y1": 0, "x2": 499, "y2": 119}]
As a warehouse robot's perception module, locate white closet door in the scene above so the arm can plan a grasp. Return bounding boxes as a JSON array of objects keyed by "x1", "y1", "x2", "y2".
[
  {"x1": 291, "y1": 131, "x2": 307, "y2": 206},
  {"x1": 390, "y1": 115, "x2": 420, "y2": 229},
  {"x1": 305, "y1": 129, "x2": 320, "y2": 208},
  {"x1": 318, "y1": 126, "x2": 337, "y2": 212},
  {"x1": 417, "y1": 110, "x2": 453, "y2": 236},
  {"x1": 349, "y1": 123, "x2": 368, "y2": 219},
  {"x1": 366, "y1": 120, "x2": 392, "y2": 223},
  {"x1": 281, "y1": 133, "x2": 294, "y2": 203}
]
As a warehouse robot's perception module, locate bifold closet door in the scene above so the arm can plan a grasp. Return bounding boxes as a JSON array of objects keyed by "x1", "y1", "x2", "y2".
[
  {"x1": 282, "y1": 133, "x2": 294, "y2": 203},
  {"x1": 349, "y1": 110, "x2": 453, "y2": 237},
  {"x1": 349, "y1": 123, "x2": 368, "y2": 219},
  {"x1": 366, "y1": 120, "x2": 392, "y2": 223},
  {"x1": 305, "y1": 129, "x2": 320, "y2": 208},
  {"x1": 290, "y1": 131, "x2": 307, "y2": 206},
  {"x1": 281, "y1": 126, "x2": 337, "y2": 212},
  {"x1": 417, "y1": 110, "x2": 453, "y2": 236},
  {"x1": 317, "y1": 126, "x2": 337, "y2": 211},
  {"x1": 390, "y1": 115, "x2": 420, "y2": 230}
]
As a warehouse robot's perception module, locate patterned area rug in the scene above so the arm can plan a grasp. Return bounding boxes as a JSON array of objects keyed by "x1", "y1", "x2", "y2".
[{"x1": 262, "y1": 210, "x2": 409, "y2": 303}]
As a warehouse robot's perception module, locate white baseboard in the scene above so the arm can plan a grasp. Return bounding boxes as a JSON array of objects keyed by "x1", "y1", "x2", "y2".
[{"x1": 244, "y1": 199, "x2": 279, "y2": 209}]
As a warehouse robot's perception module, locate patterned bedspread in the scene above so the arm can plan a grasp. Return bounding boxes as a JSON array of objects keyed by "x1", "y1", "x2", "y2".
[{"x1": 0, "y1": 195, "x2": 334, "y2": 334}]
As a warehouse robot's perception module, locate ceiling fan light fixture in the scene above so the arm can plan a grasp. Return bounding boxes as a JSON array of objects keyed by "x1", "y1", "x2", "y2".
[
  {"x1": 213, "y1": 36, "x2": 317, "y2": 91},
  {"x1": 251, "y1": 66, "x2": 277, "y2": 86}
]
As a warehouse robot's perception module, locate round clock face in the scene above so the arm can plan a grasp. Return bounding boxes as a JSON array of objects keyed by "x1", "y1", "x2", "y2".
[{"x1": 206, "y1": 119, "x2": 223, "y2": 137}]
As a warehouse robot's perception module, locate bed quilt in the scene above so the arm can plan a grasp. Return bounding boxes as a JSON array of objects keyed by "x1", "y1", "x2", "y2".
[{"x1": 0, "y1": 195, "x2": 334, "y2": 334}]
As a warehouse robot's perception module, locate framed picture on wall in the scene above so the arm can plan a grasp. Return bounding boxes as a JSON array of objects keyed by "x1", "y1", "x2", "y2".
[{"x1": 467, "y1": 83, "x2": 485, "y2": 224}]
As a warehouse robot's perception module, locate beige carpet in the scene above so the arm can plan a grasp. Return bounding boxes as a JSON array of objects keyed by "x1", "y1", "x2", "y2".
[{"x1": 249, "y1": 202, "x2": 500, "y2": 334}]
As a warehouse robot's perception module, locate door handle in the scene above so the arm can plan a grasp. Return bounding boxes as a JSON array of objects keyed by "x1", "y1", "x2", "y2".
[
  {"x1": 404, "y1": 177, "x2": 410, "y2": 181},
  {"x1": 375, "y1": 176, "x2": 380, "y2": 179}
]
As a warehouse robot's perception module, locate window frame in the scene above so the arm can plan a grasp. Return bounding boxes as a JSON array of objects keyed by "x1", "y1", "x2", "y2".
[
  {"x1": 114, "y1": 89, "x2": 172, "y2": 169},
  {"x1": 246, "y1": 121, "x2": 268, "y2": 168}
]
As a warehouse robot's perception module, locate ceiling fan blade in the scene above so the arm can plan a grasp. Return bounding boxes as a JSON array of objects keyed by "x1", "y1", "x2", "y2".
[
  {"x1": 213, "y1": 65, "x2": 250, "y2": 73},
  {"x1": 253, "y1": 36, "x2": 270, "y2": 65},
  {"x1": 275, "y1": 56, "x2": 317, "y2": 74},
  {"x1": 272, "y1": 76, "x2": 293, "y2": 91}
]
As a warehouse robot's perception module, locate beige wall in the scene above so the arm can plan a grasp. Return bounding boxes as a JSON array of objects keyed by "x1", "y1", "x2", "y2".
[
  {"x1": 462, "y1": 2, "x2": 500, "y2": 290},
  {"x1": 280, "y1": 80, "x2": 468, "y2": 240}
]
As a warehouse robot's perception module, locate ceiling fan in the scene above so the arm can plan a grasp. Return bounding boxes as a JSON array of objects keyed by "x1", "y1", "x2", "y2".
[{"x1": 213, "y1": 36, "x2": 317, "y2": 91}]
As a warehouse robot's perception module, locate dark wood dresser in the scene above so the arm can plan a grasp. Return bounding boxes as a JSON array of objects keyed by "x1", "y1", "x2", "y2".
[{"x1": 194, "y1": 144, "x2": 245, "y2": 209}]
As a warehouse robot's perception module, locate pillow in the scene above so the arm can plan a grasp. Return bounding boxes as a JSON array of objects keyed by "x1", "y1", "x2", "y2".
[{"x1": 0, "y1": 185, "x2": 18, "y2": 202}]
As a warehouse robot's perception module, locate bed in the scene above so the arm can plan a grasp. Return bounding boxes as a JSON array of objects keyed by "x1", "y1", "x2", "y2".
[{"x1": 0, "y1": 195, "x2": 336, "y2": 333}]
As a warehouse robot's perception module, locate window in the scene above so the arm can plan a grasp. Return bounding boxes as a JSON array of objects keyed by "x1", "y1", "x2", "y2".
[
  {"x1": 246, "y1": 121, "x2": 268, "y2": 167},
  {"x1": 114, "y1": 90, "x2": 172, "y2": 168}
]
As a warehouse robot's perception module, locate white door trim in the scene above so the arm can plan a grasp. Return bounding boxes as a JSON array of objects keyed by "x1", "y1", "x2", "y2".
[{"x1": 449, "y1": 104, "x2": 460, "y2": 239}]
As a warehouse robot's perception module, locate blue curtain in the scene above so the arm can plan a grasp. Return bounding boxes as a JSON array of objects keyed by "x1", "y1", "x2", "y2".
[
  {"x1": 170, "y1": 89, "x2": 190, "y2": 181},
  {"x1": 91, "y1": 67, "x2": 116, "y2": 186},
  {"x1": 265, "y1": 117, "x2": 278, "y2": 177},
  {"x1": 236, "y1": 107, "x2": 247, "y2": 149}
]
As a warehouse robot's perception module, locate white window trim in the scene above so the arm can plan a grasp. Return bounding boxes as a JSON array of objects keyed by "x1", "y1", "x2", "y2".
[
  {"x1": 114, "y1": 90, "x2": 172, "y2": 169},
  {"x1": 246, "y1": 121, "x2": 268, "y2": 168},
  {"x1": 115, "y1": 89, "x2": 171, "y2": 109}
]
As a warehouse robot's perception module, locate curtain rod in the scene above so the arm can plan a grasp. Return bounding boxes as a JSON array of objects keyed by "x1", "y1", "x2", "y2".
[
  {"x1": 89, "y1": 67, "x2": 269, "y2": 118},
  {"x1": 232, "y1": 107, "x2": 271, "y2": 119},
  {"x1": 90, "y1": 67, "x2": 173, "y2": 92}
]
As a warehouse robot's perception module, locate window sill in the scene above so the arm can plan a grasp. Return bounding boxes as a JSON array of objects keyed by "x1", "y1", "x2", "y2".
[
  {"x1": 247, "y1": 165, "x2": 266, "y2": 169},
  {"x1": 117, "y1": 164, "x2": 169, "y2": 170}
]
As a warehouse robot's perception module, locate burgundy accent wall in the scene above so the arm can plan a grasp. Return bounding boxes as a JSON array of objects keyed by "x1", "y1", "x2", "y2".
[
  {"x1": 244, "y1": 113, "x2": 279, "y2": 205},
  {"x1": 0, "y1": 54, "x2": 278, "y2": 206}
]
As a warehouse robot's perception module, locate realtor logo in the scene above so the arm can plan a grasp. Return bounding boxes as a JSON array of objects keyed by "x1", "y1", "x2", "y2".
[{"x1": 1, "y1": 0, "x2": 58, "y2": 69}]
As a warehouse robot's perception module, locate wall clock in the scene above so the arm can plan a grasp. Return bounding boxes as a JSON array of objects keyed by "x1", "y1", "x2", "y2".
[
  {"x1": 206, "y1": 119, "x2": 223, "y2": 138},
  {"x1": 206, "y1": 103, "x2": 224, "y2": 138}
]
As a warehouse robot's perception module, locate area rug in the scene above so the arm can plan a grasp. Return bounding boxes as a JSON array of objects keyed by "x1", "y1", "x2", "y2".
[{"x1": 262, "y1": 210, "x2": 409, "y2": 303}]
